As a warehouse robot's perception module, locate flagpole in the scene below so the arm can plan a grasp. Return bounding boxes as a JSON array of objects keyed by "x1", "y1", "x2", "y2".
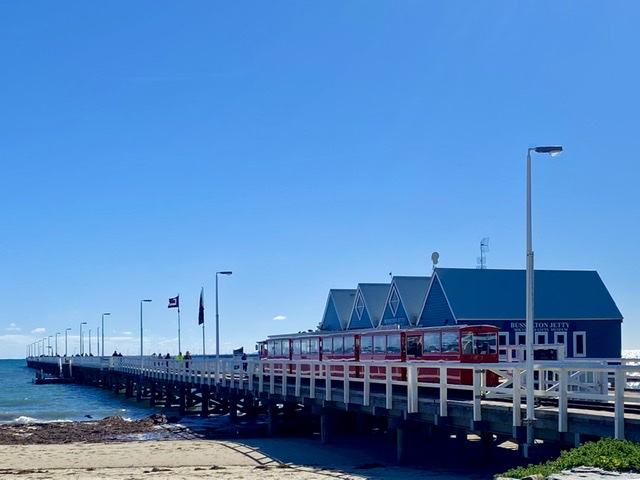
[
  {"x1": 199, "y1": 287, "x2": 206, "y2": 358},
  {"x1": 202, "y1": 321, "x2": 205, "y2": 357},
  {"x1": 177, "y1": 306, "x2": 181, "y2": 354}
]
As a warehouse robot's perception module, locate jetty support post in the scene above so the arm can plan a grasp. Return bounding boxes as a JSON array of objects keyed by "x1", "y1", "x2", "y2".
[
  {"x1": 268, "y1": 402, "x2": 278, "y2": 436},
  {"x1": 389, "y1": 418, "x2": 408, "y2": 464}
]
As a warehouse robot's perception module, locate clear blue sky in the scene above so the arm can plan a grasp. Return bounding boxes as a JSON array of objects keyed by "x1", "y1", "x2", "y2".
[{"x1": 2, "y1": 2, "x2": 638, "y2": 358}]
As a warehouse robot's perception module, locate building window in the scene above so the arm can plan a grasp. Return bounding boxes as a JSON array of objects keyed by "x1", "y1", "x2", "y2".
[
  {"x1": 516, "y1": 333, "x2": 526, "y2": 361},
  {"x1": 573, "y1": 331, "x2": 586, "y2": 357},
  {"x1": 499, "y1": 332, "x2": 509, "y2": 361},
  {"x1": 554, "y1": 332, "x2": 566, "y2": 359},
  {"x1": 536, "y1": 332, "x2": 548, "y2": 345},
  {"x1": 389, "y1": 286, "x2": 400, "y2": 316}
]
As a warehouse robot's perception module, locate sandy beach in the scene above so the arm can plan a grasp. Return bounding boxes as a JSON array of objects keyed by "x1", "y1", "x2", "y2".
[
  {"x1": 0, "y1": 417, "x2": 507, "y2": 480},
  {"x1": 0, "y1": 436, "x2": 502, "y2": 480}
]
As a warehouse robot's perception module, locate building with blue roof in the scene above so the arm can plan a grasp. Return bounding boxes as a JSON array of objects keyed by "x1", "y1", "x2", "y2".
[
  {"x1": 319, "y1": 289, "x2": 356, "y2": 331},
  {"x1": 379, "y1": 276, "x2": 431, "y2": 328},
  {"x1": 419, "y1": 268, "x2": 623, "y2": 358},
  {"x1": 346, "y1": 283, "x2": 389, "y2": 330}
]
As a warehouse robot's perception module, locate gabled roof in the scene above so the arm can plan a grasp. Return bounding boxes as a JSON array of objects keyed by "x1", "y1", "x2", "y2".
[
  {"x1": 319, "y1": 289, "x2": 356, "y2": 331},
  {"x1": 393, "y1": 276, "x2": 431, "y2": 323},
  {"x1": 381, "y1": 276, "x2": 431, "y2": 326},
  {"x1": 347, "y1": 283, "x2": 390, "y2": 329},
  {"x1": 431, "y1": 268, "x2": 623, "y2": 321}
]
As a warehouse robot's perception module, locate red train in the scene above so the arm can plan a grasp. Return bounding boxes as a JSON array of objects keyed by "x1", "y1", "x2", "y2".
[{"x1": 257, "y1": 324, "x2": 500, "y2": 385}]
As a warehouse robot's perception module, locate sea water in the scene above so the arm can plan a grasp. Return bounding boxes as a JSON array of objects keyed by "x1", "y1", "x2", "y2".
[{"x1": 0, "y1": 359, "x2": 161, "y2": 424}]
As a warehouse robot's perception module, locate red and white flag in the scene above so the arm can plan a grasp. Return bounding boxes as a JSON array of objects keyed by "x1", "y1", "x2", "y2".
[{"x1": 168, "y1": 295, "x2": 179, "y2": 309}]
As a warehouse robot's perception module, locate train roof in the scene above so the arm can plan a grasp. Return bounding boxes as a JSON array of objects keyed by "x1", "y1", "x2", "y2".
[{"x1": 262, "y1": 323, "x2": 498, "y2": 341}]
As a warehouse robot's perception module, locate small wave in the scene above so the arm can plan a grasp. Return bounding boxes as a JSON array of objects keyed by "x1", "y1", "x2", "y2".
[
  {"x1": 12, "y1": 416, "x2": 39, "y2": 424},
  {"x1": 3, "y1": 416, "x2": 73, "y2": 425}
]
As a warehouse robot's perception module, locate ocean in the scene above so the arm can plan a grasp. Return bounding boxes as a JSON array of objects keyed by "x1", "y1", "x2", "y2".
[{"x1": 0, "y1": 359, "x2": 161, "y2": 424}]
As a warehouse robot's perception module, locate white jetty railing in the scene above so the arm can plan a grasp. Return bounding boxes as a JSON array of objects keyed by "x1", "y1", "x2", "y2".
[{"x1": 27, "y1": 355, "x2": 639, "y2": 441}]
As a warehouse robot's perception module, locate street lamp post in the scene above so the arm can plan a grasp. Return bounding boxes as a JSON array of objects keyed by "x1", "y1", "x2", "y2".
[
  {"x1": 65, "y1": 327, "x2": 71, "y2": 356},
  {"x1": 97, "y1": 327, "x2": 100, "y2": 356},
  {"x1": 140, "y1": 300, "x2": 152, "y2": 368},
  {"x1": 80, "y1": 322, "x2": 87, "y2": 355},
  {"x1": 47, "y1": 335, "x2": 52, "y2": 356},
  {"x1": 55, "y1": 332, "x2": 60, "y2": 356},
  {"x1": 101, "y1": 313, "x2": 110, "y2": 358},
  {"x1": 88, "y1": 330, "x2": 92, "y2": 355},
  {"x1": 525, "y1": 145, "x2": 563, "y2": 452},
  {"x1": 215, "y1": 271, "x2": 233, "y2": 381}
]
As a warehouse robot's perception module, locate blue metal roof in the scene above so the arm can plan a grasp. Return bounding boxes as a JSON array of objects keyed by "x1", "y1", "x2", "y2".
[
  {"x1": 390, "y1": 276, "x2": 431, "y2": 325},
  {"x1": 434, "y1": 268, "x2": 623, "y2": 321},
  {"x1": 347, "y1": 283, "x2": 389, "y2": 329},
  {"x1": 320, "y1": 289, "x2": 356, "y2": 330}
]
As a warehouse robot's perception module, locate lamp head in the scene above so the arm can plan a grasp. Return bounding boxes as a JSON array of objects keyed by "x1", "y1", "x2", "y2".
[
  {"x1": 533, "y1": 145, "x2": 563, "y2": 156},
  {"x1": 217, "y1": 271, "x2": 233, "y2": 276},
  {"x1": 103, "y1": 312, "x2": 111, "y2": 316},
  {"x1": 142, "y1": 299, "x2": 152, "y2": 303},
  {"x1": 81, "y1": 322, "x2": 87, "y2": 325}
]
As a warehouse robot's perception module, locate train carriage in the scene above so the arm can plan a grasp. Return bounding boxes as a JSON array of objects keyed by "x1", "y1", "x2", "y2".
[{"x1": 258, "y1": 324, "x2": 500, "y2": 386}]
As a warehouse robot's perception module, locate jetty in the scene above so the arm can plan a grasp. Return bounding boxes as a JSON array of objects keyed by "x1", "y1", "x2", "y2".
[{"x1": 26, "y1": 354, "x2": 640, "y2": 462}]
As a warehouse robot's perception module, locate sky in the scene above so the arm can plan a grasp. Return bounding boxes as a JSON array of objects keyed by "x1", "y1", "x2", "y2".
[{"x1": 1, "y1": 2, "x2": 639, "y2": 359}]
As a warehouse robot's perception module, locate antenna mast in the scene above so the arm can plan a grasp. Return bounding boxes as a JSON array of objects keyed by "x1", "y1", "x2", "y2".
[{"x1": 477, "y1": 237, "x2": 490, "y2": 269}]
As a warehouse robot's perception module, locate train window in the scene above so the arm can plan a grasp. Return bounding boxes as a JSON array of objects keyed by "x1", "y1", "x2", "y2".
[
  {"x1": 309, "y1": 338, "x2": 319, "y2": 354},
  {"x1": 462, "y1": 333, "x2": 474, "y2": 354},
  {"x1": 373, "y1": 336, "x2": 386, "y2": 354},
  {"x1": 282, "y1": 341, "x2": 290, "y2": 357},
  {"x1": 333, "y1": 336, "x2": 344, "y2": 354},
  {"x1": 407, "y1": 335, "x2": 423, "y2": 357},
  {"x1": 387, "y1": 334, "x2": 401, "y2": 354},
  {"x1": 442, "y1": 332, "x2": 460, "y2": 352},
  {"x1": 423, "y1": 332, "x2": 440, "y2": 353},
  {"x1": 269, "y1": 341, "x2": 277, "y2": 356},
  {"x1": 323, "y1": 337, "x2": 332, "y2": 355},
  {"x1": 473, "y1": 332, "x2": 497, "y2": 354},
  {"x1": 293, "y1": 339, "x2": 301, "y2": 355},
  {"x1": 361, "y1": 336, "x2": 373, "y2": 354},
  {"x1": 344, "y1": 336, "x2": 355, "y2": 354}
]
